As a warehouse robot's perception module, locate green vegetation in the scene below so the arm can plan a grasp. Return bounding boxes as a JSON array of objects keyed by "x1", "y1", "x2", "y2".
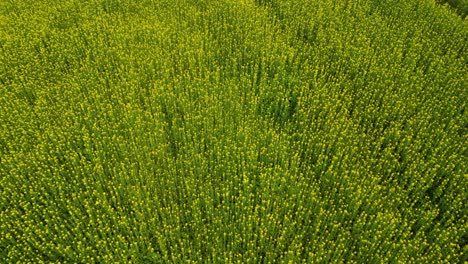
[
  {"x1": 1, "y1": 0, "x2": 467, "y2": 262},
  {"x1": 437, "y1": 0, "x2": 468, "y2": 18}
]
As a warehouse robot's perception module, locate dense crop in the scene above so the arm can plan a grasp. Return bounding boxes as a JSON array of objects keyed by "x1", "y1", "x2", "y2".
[
  {"x1": 1, "y1": 0, "x2": 467, "y2": 262},
  {"x1": 437, "y1": 0, "x2": 468, "y2": 18}
]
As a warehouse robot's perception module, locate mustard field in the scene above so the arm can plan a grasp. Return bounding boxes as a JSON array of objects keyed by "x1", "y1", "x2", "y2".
[{"x1": 1, "y1": 0, "x2": 467, "y2": 262}]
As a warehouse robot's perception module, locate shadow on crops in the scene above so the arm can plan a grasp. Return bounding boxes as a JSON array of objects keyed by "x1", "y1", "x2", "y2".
[{"x1": 436, "y1": 0, "x2": 467, "y2": 18}]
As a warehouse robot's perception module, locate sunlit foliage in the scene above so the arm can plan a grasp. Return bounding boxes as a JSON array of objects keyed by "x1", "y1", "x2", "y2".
[{"x1": 1, "y1": 0, "x2": 466, "y2": 262}]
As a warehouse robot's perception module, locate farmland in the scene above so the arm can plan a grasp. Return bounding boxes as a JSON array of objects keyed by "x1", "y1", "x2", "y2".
[{"x1": 1, "y1": 0, "x2": 467, "y2": 262}]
